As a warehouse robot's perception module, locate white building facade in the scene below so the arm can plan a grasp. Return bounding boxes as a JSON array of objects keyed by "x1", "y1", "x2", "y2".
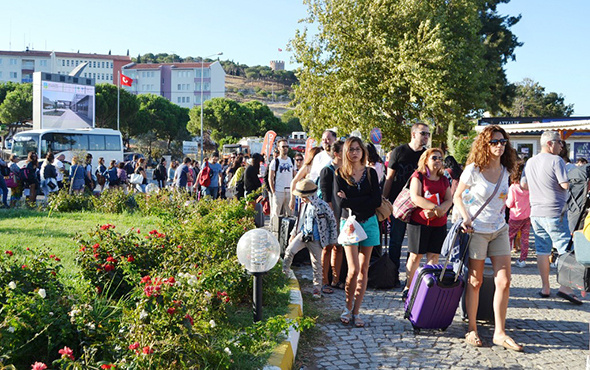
[
  {"x1": 122, "y1": 61, "x2": 226, "y2": 109},
  {"x1": 0, "y1": 49, "x2": 132, "y2": 84}
]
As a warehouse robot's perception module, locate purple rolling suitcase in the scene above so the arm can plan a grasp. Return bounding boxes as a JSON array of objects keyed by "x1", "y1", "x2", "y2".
[{"x1": 404, "y1": 264, "x2": 464, "y2": 333}]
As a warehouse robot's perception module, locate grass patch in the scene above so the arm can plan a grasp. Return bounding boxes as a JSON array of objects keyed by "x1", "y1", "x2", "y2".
[{"x1": 0, "y1": 208, "x2": 161, "y2": 281}]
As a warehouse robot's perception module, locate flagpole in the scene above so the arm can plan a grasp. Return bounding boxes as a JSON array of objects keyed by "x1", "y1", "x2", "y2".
[{"x1": 117, "y1": 71, "x2": 120, "y2": 132}]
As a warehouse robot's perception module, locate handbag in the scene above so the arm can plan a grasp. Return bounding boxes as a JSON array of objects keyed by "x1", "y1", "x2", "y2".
[
  {"x1": 376, "y1": 197, "x2": 394, "y2": 222},
  {"x1": 130, "y1": 173, "x2": 144, "y2": 185},
  {"x1": 5, "y1": 172, "x2": 18, "y2": 188},
  {"x1": 47, "y1": 178, "x2": 58, "y2": 191},
  {"x1": 337, "y1": 215, "x2": 368, "y2": 245},
  {"x1": 557, "y1": 251, "x2": 590, "y2": 292},
  {"x1": 392, "y1": 172, "x2": 423, "y2": 222}
]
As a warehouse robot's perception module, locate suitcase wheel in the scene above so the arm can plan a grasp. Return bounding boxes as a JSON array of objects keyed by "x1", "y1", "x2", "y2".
[
  {"x1": 412, "y1": 325, "x2": 420, "y2": 335},
  {"x1": 439, "y1": 327, "x2": 448, "y2": 332}
]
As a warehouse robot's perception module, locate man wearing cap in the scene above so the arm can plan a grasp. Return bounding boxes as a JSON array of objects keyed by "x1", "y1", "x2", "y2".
[{"x1": 283, "y1": 179, "x2": 338, "y2": 299}]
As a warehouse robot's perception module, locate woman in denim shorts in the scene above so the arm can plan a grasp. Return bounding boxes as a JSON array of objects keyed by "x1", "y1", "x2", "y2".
[
  {"x1": 453, "y1": 125, "x2": 523, "y2": 352},
  {"x1": 334, "y1": 137, "x2": 381, "y2": 328}
]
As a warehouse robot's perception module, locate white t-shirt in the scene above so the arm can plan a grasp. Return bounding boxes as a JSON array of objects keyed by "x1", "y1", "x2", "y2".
[
  {"x1": 54, "y1": 159, "x2": 64, "y2": 182},
  {"x1": 272, "y1": 157, "x2": 294, "y2": 191},
  {"x1": 459, "y1": 163, "x2": 509, "y2": 233},
  {"x1": 308, "y1": 150, "x2": 332, "y2": 183}
]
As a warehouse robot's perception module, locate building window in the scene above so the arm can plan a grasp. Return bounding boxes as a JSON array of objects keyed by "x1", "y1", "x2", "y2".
[
  {"x1": 0, "y1": 59, "x2": 3, "y2": 65},
  {"x1": 93, "y1": 73, "x2": 96, "y2": 79},
  {"x1": 9, "y1": 72, "x2": 17, "y2": 79},
  {"x1": 40, "y1": 60, "x2": 47, "y2": 67},
  {"x1": 110, "y1": 62, "x2": 113, "y2": 68},
  {"x1": 10, "y1": 59, "x2": 17, "y2": 65}
]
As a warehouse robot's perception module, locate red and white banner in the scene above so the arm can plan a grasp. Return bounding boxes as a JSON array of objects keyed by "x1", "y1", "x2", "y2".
[
  {"x1": 303, "y1": 137, "x2": 317, "y2": 163},
  {"x1": 120, "y1": 73, "x2": 133, "y2": 87},
  {"x1": 261, "y1": 130, "x2": 277, "y2": 158}
]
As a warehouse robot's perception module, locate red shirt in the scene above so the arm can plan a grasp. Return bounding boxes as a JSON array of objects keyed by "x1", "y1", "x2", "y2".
[{"x1": 410, "y1": 171, "x2": 449, "y2": 227}]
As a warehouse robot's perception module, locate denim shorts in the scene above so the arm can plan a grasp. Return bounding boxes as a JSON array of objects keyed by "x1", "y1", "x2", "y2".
[
  {"x1": 340, "y1": 215, "x2": 380, "y2": 247},
  {"x1": 530, "y1": 214, "x2": 570, "y2": 256}
]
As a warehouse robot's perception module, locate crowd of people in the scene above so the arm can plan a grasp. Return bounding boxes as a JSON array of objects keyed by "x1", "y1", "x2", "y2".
[{"x1": 1, "y1": 124, "x2": 586, "y2": 350}]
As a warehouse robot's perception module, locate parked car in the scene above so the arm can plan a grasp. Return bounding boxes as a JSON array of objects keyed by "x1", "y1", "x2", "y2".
[{"x1": 123, "y1": 152, "x2": 145, "y2": 162}]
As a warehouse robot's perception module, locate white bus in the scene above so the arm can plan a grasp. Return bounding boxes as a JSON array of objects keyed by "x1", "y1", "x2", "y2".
[{"x1": 11, "y1": 128, "x2": 124, "y2": 168}]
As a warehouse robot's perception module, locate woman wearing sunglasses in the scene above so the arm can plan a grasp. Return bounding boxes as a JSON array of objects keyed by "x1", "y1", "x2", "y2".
[
  {"x1": 334, "y1": 137, "x2": 381, "y2": 327},
  {"x1": 402, "y1": 148, "x2": 453, "y2": 299},
  {"x1": 454, "y1": 125, "x2": 521, "y2": 351}
]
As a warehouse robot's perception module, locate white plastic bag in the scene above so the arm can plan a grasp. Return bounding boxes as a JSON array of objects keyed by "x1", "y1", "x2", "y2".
[{"x1": 337, "y1": 215, "x2": 368, "y2": 245}]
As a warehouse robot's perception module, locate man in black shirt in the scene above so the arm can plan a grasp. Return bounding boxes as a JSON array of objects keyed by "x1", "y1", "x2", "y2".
[{"x1": 382, "y1": 122, "x2": 430, "y2": 286}]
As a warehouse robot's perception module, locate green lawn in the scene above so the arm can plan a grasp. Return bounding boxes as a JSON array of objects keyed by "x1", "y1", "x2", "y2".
[{"x1": 0, "y1": 209, "x2": 161, "y2": 281}]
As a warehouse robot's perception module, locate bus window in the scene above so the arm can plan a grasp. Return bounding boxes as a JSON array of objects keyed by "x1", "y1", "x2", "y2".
[
  {"x1": 12, "y1": 136, "x2": 38, "y2": 157},
  {"x1": 89, "y1": 135, "x2": 105, "y2": 151},
  {"x1": 105, "y1": 135, "x2": 121, "y2": 151},
  {"x1": 71, "y1": 134, "x2": 88, "y2": 150}
]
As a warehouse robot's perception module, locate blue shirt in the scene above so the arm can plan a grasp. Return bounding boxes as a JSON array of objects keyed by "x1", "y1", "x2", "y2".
[
  {"x1": 175, "y1": 164, "x2": 189, "y2": 188},
  {"x1": 208, "y1": 162, "x2": 222, "y2": 188}
]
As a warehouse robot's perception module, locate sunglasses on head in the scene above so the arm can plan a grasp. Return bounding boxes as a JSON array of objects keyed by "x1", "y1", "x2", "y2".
[{"x1": 489, "y1": 139, "x2": 508, "y2": 146}]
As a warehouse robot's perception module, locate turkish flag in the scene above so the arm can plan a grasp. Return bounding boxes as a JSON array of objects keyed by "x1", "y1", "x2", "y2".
[{"x1": 120, "y1": 73, "x2": 133, "y2": 87}]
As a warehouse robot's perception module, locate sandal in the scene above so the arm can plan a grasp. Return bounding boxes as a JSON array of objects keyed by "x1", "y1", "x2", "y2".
[
  {"x1": 331, "y1": 281, "x2": 345, "y2": 290},
  {"x1": 353, "y1": 314, "x2": 365, "y2": 328},
  {"x1": 322, "y1": 284, "x2": 334, "y2": 294},
  {"x1": 465, "y1": 331, "x2": 483, "y2": 347},
  {"x1": 493, "y1": 336, "x2": 523, "y2": 352},
  {"x1": 340, "y1": 308, "x2": 352, "y2": 325}
]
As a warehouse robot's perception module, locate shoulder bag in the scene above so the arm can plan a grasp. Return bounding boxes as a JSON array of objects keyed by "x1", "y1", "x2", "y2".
[
  {"x1": 366, "y1": 167, "x2": 394, "y2": 222},
  {"x1": 392, "y1": 172, "x2": 423, "y2": 222},
  {"x1": 130, "y1": 173, "x2": 144, "y2": 185}
]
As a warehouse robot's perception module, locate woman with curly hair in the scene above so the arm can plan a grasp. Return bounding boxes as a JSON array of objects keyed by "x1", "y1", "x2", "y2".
[
  {"x1": 334, "y1": 137, "x2": 381, "y2": 327},
  {"x1": 453, "y1": 125, "x2": 521, "y2": 351}
]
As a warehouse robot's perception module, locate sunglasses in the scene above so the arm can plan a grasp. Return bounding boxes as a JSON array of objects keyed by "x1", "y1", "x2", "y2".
[
  {"x1": 430, "y1": 155, "x2": 443, "y2": 161},
  {"x1": 280, "y1": 146, "x2": 289, "y2": 149},
  {"x1": 419, "y1": 131, "x2": 430, "y2": 136},
  {"x1": 489, "y1": 139, "x2": 508, "y2": 146},
  {"x1": 295, "y1": 158, "x2": 303, "y2": 161},
  {"x1": 348, "y1": 147, "x2": 363, "y2": 152}
]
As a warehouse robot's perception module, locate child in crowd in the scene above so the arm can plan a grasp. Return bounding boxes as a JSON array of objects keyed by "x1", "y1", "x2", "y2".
[
  {"x1": 283, "y1": 179, "x2": 338, "y2": 299},
  {"x1": 506, "y1": 162, "x2": 530, "y2": 267}
]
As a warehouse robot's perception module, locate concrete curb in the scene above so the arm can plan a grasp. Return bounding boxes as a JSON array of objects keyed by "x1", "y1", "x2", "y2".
[{"x1": 263, "y1": 270, "x2": 303, "y2": 370}]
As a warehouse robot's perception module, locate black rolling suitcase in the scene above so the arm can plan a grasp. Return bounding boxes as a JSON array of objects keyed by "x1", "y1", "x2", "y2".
[
  {"x1": 279, "y1": 216, "x2": 296, "y2": 253},
  {"x1": 461, "y1": 263, "x2": 495, "y2": 323}
]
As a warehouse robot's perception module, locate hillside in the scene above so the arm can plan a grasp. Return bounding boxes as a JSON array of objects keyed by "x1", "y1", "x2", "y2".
[{"x1": 225, "y1": 75, "x2": 293, "y2": 117}]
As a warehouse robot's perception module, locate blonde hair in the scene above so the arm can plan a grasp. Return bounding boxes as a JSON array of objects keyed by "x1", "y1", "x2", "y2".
[
  {"x1": 337, "y1": 137, "x2": 367, "y2": 186},
  {"x1": 417, "y1": 148, "x2": 445, "y2": 177}
]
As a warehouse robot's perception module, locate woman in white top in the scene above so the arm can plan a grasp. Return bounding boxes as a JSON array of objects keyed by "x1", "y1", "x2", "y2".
[{"x1": 453, "y1": 125, "x2": 522, "y2": 352}]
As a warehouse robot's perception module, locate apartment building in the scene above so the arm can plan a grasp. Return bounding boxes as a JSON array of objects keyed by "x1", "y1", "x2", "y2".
[
  {"x1": 0, "y1": 48, "x2": 132, "y2": 84},
  {"x1": 121, "y1": 61, "x2": 226, "y2": 109}
]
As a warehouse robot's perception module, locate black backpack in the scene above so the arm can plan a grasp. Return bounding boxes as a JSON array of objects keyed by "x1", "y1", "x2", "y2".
[{"x1": 105, "y1": 167, "x2": 120, "y2": 185}]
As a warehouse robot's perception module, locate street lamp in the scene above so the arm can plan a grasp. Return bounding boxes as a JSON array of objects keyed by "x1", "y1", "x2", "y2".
[
  {"x1": 236, "y1": 228, "x2": 280, "y2": 322},
  {"x1": 200, "y1": 52, "x2": 223, "y2": 164}
]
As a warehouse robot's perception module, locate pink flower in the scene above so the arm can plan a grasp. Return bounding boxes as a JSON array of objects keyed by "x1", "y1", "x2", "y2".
[
  {"x1": 101, "y1": 365, "x2": 115, "y2": 369},
  {"x1": 127, "y1": 255, "x2": 135, "y2": 262},
  {"x1": 5, "y1": 250, "x2": 13, "y2": 256},
  {"x1": 104, "y1": 264, "x2": 115, "y2": 272},
  {"x1": 167, "y1": 307, "x2": 176, "y2": 315},
  {"x1": 129, "y1": 342, "x2": 140, "y2": 350},
  {"x1": 185, "y1": 314, "x2": 194, "y2": 325},
  {"x1": 31, "y1": 362, "x2": 47, "y2": 370},
  {"x1": 140, "y1": 275, "x2": 151, "y2": 284},
  {"x1": 142, "y1": 346, "x2": 153, "y2": 354},
  {"x1": 58, "y1": 346, "x2": 75, "y2": 360},
  {"x1": 92, "y1": 243, "x2": 100, "y2": 250},
  {"x1": 79, "y1": 246, "x2": 86, "y2": 252},
  {"x1": 106, "y1": 256, "x2": 117, "y2": 263}
]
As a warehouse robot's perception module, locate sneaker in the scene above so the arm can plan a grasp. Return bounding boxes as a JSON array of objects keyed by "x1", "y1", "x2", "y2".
[
  {"x1": 515, "y1": 260, "x2": 526, "y2": 268},
  {"x1": 312, "y1": 288, "x2": 322, "y2": 300}
]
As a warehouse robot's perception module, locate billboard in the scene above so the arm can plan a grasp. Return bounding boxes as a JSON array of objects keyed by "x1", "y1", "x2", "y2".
[{"x1": 33, "y1": 72, "x2": 95, "y2": 130}]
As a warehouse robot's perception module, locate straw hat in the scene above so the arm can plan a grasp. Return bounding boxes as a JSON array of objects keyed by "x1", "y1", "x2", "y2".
[{"x1": 293, "y1": 179, "x2": 318, "y2": 198}]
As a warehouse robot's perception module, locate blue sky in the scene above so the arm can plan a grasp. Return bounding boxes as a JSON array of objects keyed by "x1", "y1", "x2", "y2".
[{"x1": 1, "y1": 0, "x2": 588, "y2": 115}]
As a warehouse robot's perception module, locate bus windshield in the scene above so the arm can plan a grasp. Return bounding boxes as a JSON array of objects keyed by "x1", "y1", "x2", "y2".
[{"x1": 12, "y1": 134, "x2": 39, "y2": 157}]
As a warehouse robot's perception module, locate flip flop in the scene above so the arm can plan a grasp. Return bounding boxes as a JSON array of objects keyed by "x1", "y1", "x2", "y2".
[
  {"x1": 493, "y1": 336, "x2": 524, "y2": 352},
  {"x1": 353, "y1": 314, "x2": 365, "y2": 328},
  {"x1": 322, "y1": 284, "x2": 334, "y2": 294},
  {"x1": 557, "y1": 291, "x2": 583, "y2": 305},
  {"x1": 537, "y1": 291, "x2": 550, "y2": 298},
  {"x1": 465, "y1": 331, "x2": 482, "y2": 347},
  {"x1": 331, "y1": 281, "x2": 345, "y2": 290},
  {"x1": 340, "y1": 308, "x2": 351, "y2": 325}
]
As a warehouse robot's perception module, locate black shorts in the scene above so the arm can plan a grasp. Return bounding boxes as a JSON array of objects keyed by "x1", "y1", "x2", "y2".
[{"x1": 407, "y1": 222, "x2": 447, "y2": 255}]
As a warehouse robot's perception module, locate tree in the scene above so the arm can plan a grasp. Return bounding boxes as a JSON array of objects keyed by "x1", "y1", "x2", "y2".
[
  {"x1": 281, "y1": 109, "x2": 303, "y2": 133},
  {"x1": 242, "y1": 100, "x2": 284, "y2": 135},
  {"x1": 501, "y1": 78, "x2": 574, "y2": 117},
  {"x1": 95, "y1": 84, "x2": 140, "y2": 146},
  {"x1": 291, "y1": 0, "x2": 521, "y2": 147},
  {"x1": 0, "y1": 82, "x2": 19, "y2": 105},
  {"x1": 187, "y1": 98, "x2": 256, "y2": 141},
  {"x1": 0, "y1": 83, "x2": 33, "y2": 125}
]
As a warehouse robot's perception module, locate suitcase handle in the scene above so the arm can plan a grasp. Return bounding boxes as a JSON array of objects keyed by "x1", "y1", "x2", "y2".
[{"x1": 440, "y1": 227, "x2": 471, "y2": 282}]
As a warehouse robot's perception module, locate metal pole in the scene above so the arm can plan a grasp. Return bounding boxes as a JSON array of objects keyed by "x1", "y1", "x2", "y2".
[
  {"x1": 117, "y1": 71, "x2": 120, "y2": 131},
  {"x1": 253, "y1": 272, "x2": 263, "y2": 322},
  {"x1": 199, "y1": 52, "x2": 222, "y2": 164},
  {"x1": 200, "y1": 61, "x2": 204, "y2": 164}
]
